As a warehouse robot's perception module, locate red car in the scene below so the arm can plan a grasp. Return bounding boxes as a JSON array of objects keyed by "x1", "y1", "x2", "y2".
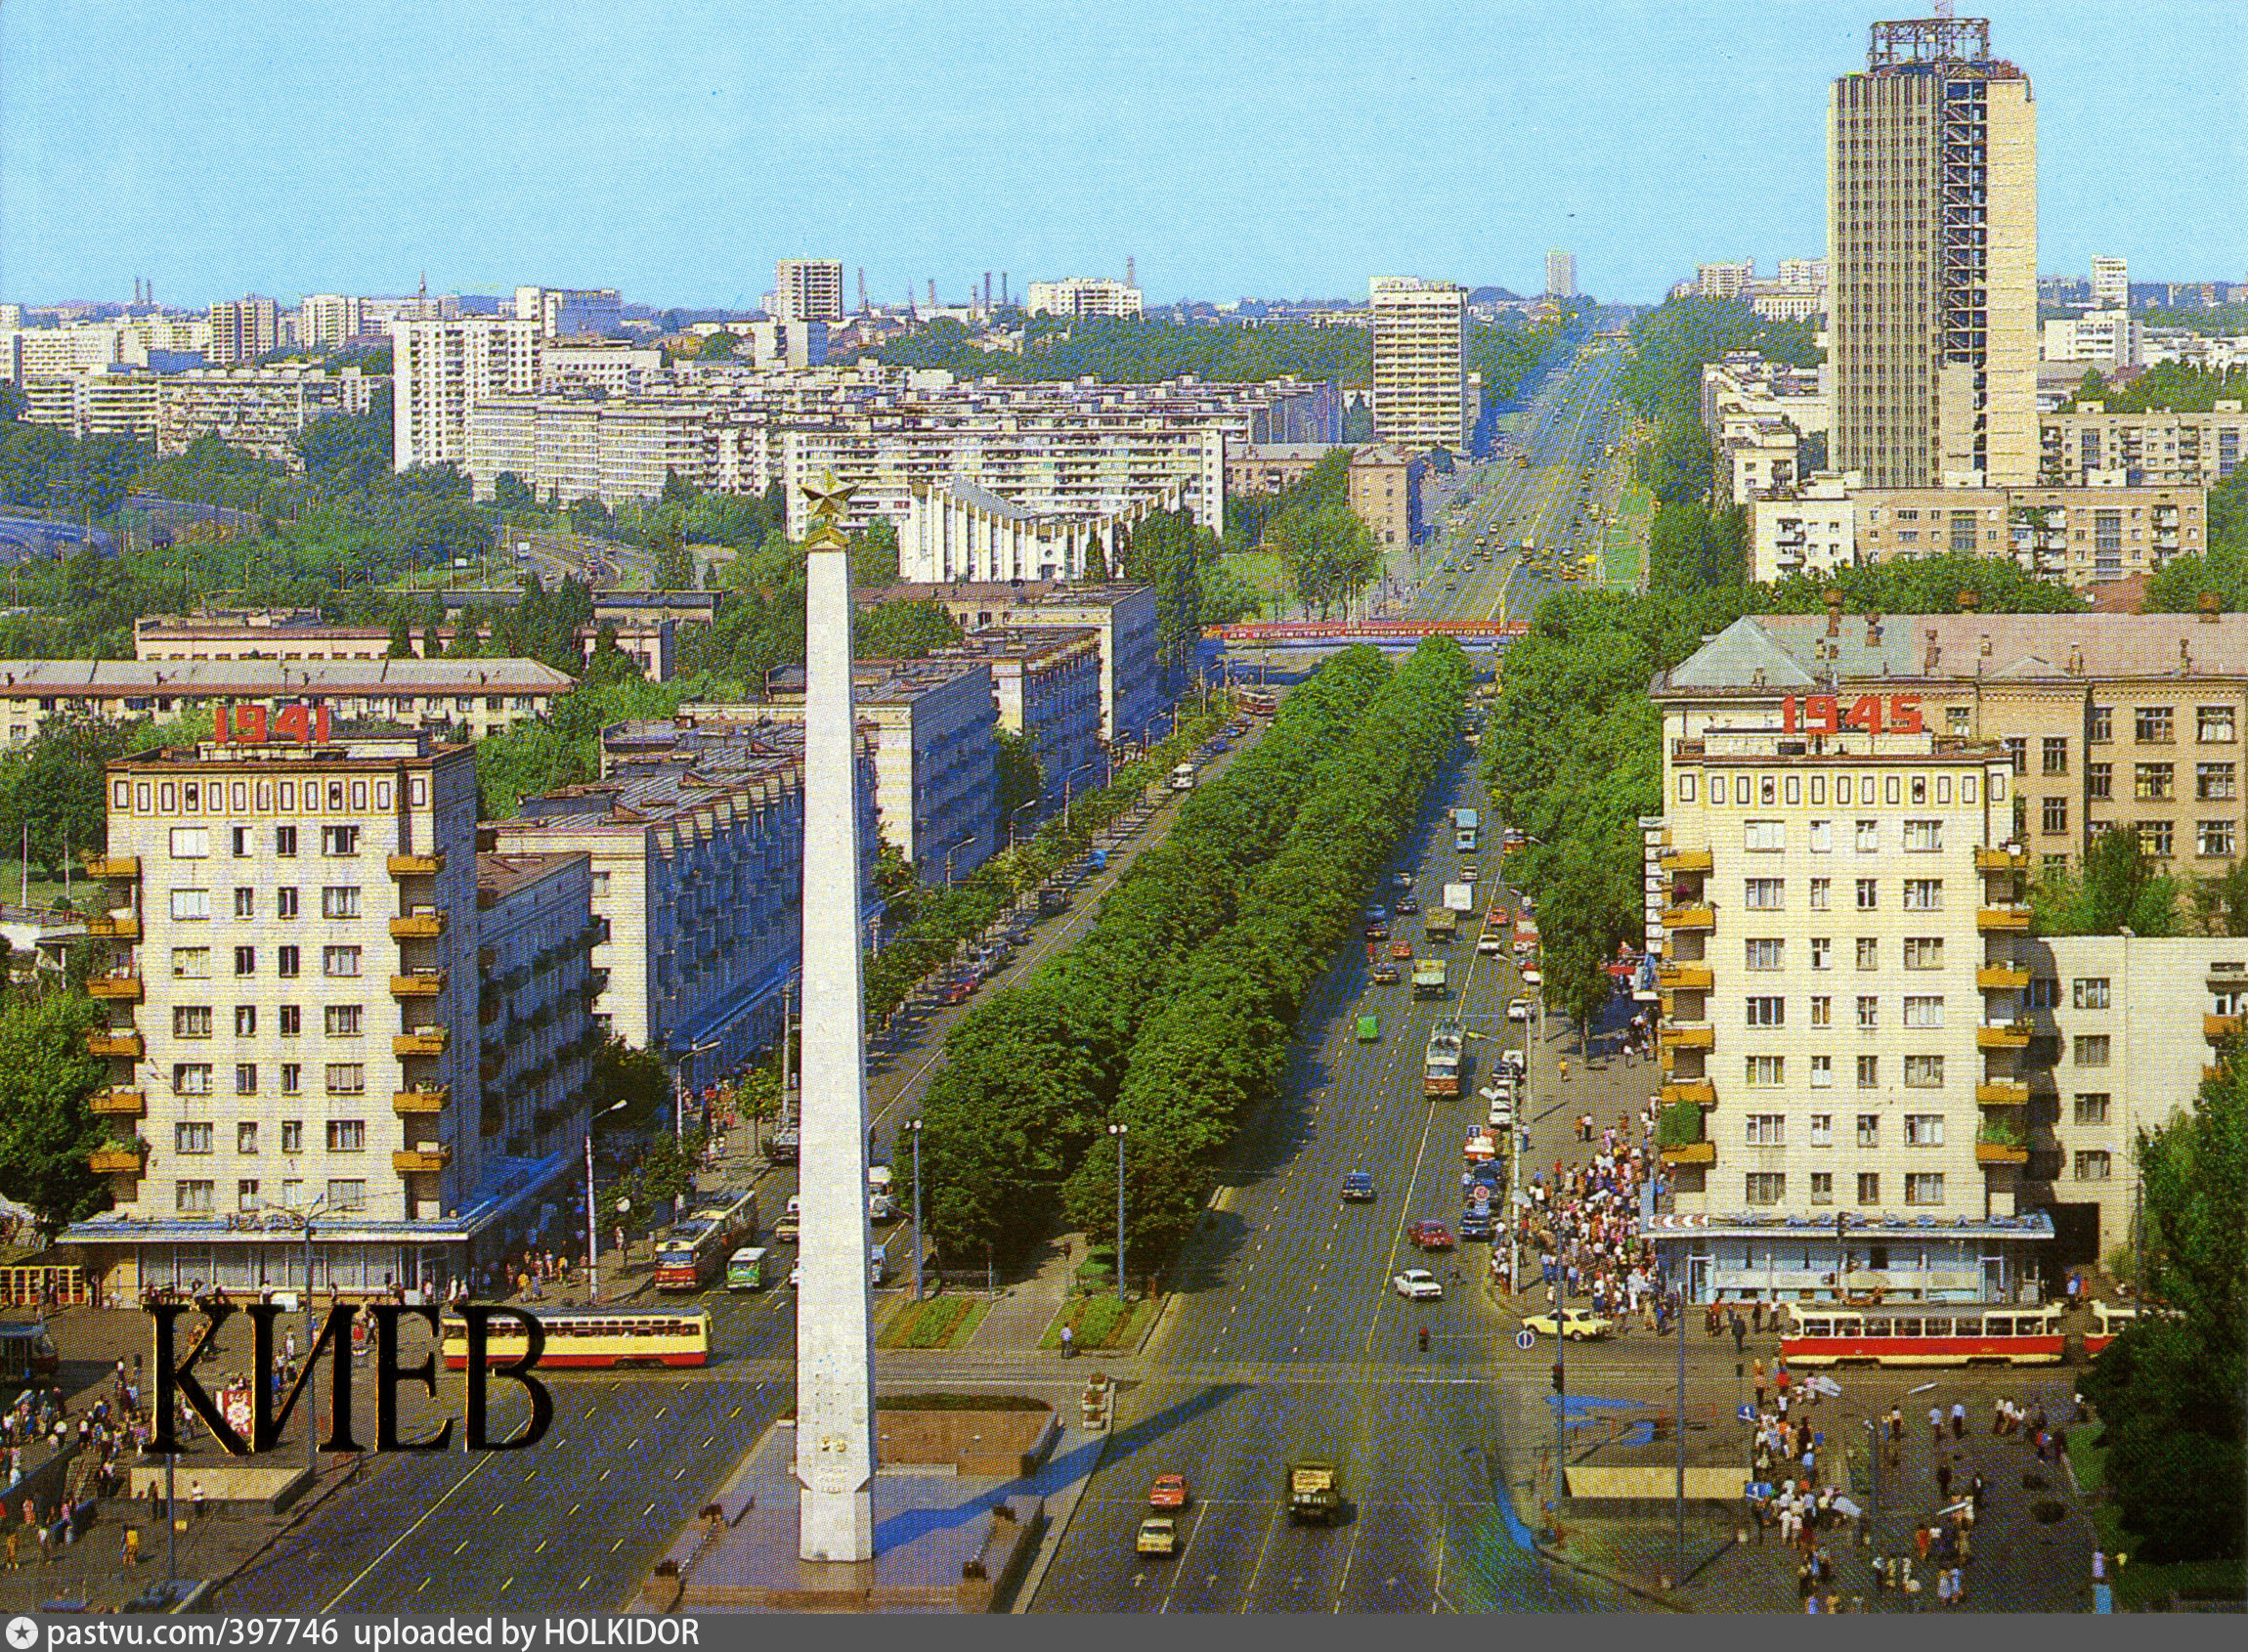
[
  {"x1": 1147, "y1": 1474, "x2": 1190, "y2": 1510},
  {"x1": 1407, "y1": 1220, "x2": 1454, "y2": 1251},
  {"x1": 939, "y1": 977, "x2": 977, "y2": 1006}
]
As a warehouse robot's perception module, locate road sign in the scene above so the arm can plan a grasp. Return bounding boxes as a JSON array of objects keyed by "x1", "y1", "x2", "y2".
[{"x1": 1515, "y1": 1328, "x2": 1536, "y2": 1351}]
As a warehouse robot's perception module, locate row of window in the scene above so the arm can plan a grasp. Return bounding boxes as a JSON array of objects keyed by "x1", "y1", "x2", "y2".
[
  {"x1": 1742, "y1": 876, "x2": 1944, "y2": 911},
  {"x1": 1743, "y1": 1054, "x2": 1947, "y2": 1088},
  {"x1": 1690, "y1": 765, "x2": 1982, "y2": 818},
  {"x1": 169, "y1": 945, "x2": 364, "y2": 978},
  {"x1": 1741, "y1": 994, "x2": 1951, "y2": 1027},
  {"x1": 173, "y1": 1005, "x2": 365, "y2": 1038},
  {"x1": 124, "y1": 776, "x2": 427, "y2": 820},
  {"x1": 2085, "y1": 706, "x2": 2239, "y2": 745},
  {"x1": 168, "y1": 885, "x2": 363, "y2": 921},
  {"x1": 1745, "y1": 936, "x2": 1948, "y2": 970},
  {"x1": 169, "y1": 825, "x2": 364, "y2": 859},
  {"x1": 1739, "y1": 818, "x2": 1951, "y2": 854},
  {"x1": 173, "y1": 1179, "x2": 366, "y2": 1215},
  {"x1": 171, "y1": 1063, "x2": 369, "y2": 1097},
  {"x1": 1741, "y1": 1112, "x2": 1952, "y2": 1147},
  {"x1": 1745, "y1": 1171, "x2": 1947, "y2": 1206},
  {"x1": 174, "y1": 1119, "x2": 365, "y2": 1153}
]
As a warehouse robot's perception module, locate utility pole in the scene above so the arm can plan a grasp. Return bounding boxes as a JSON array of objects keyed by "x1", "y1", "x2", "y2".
[
  {"x1": 908, "y1": 1119, "x2": 925, "y2": 1303},
  {"x1": 1108, "y1": 1123, "x2": 1128, "y2": 1304}
]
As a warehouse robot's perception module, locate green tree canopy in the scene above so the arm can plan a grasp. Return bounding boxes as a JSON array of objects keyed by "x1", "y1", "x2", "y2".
[{"x1": 0, "y1": 990, "x2": 109, "y2": 1236}]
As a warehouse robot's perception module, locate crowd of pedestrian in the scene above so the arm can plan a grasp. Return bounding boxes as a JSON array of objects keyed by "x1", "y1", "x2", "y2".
[{"x1": 1498, "y1": 1108, "x2": 1672, "y2": 1329}]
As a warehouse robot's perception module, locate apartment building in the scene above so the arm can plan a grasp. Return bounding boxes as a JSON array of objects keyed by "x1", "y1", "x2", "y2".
[
  {"x1": 1024, "y1": 278, "x2": 1144, "y2": 321},
  {"x1": 13, "y1": 364, "x2": 379, "y2": 461},
  {"x1": 390, "y1": 315, "x2": 544, "y2": 471},
  {"x1": 541, "y1": 341, "x2": 665, "y2": 396},
  {"x1": 135, "y1": 610, "x2": 676, "y2": 684},
  {"x1": 1369, "y1": 277, "x2": 1471, "y2": 456},
  {"x1": 298, "y1": 295, "x2": 366, "y2": 353},
  {"x1": 1702, "y1": 354, "x2": 1830, "y2": 505},
  {"x1": 1545, "y1": 251, "x2": 1577, "y2": 300},
  {"x1": 0, "y1": 658, "x2": 574, "y2": 749},
  {"x1": 207, "y1": 297, "x2": 281, "y2": 367},
  {"x1": 1645, "y1": 642, "x2": 2051, "y2": 1302},
  {"x1": 2038, "y1": 400, "x2": 2247, "y2": 489},
  {"x1": 1830, "y1": 16, "x2": 2038, "y2": 488},
  {"x1": 772, "y1": 261, "x2": 845, "y2": 326},
  {"x1": 61, "y1": 734, "x2": 579, "y2": 1298},
  {"x1": 2041, "y1": 311, "x2": 2141, "y2": 370},
  {"x1": 17, "y1": 370, "x2": 161, "y2": 445},
  {"x1": 898, "y1": 478, "x2": 1173, "y2": 586},
  {"x1": 514, "y1": 286, "x2": 624, "y2": 339},
  {"x1": 1346, "y1": 443, "x2": 1421, "y2": 550},
  {"x1": 1225, "y1": 443, "x2": 1340, "y2": 499},
  {"x1": 473, "y1": 851, "x2": 600, "y2": 1163},
  {"x1": 855, "y1": 581, "x2": 1163, "y2": 746},
  {"x1": 1696, "y1": 261, "x2": 1757, "y2": 300},
  {"x1": 2090, "y1": 257, "x2": 2129, "y2": 311},
  {"x1": 1749, "y1": 473, "x2": 1862, "y2": 582},
  {"x1": 465, "y1": 395, "x2": 714, "y2": 506},
  {"x1": 934, "y1": 627, "x2": 1104, "y2": 814},
  {"x1": 493, "y1": 715, "x2": 876, "y2": 1084}
]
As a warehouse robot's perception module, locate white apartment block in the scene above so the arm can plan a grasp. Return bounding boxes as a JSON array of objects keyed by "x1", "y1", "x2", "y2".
[
  {"x1": 1777, "y1": 259, "x2": 1828, "y2": 290},
  {"x1": 17, "y1": 370, "x2": 161, "y2": 445},
  {"x1": 1544, "y1": 250, "x2": 1577, "y2": 299},
  {"x1": 1703, "y1": 354, "x2": 1830, "y2": 506},
  {"x1": 2090, "y1": 256, "x2": 2129, "y2": 311},
  {"x1": 2039, "y1": 400, "x2": 2247, "y2": 489},
  {"x1": 466, "y1": 396, "x2": 715, "y2": 506},
  {"x1": 1024, "y1": 278, "x2": 1144, "y2": 321},
  {"x1": 297, "y1": 295, "x2": 366, "y2": 353},
  {"x1": 0, "y1": 658, "x2": 574, "y2": 750},
  {"x1": 899, "y1": 478, "x2": 1178, "y2": 586},
  {"x1": 1369, "y1": 277, "x2": 1471, "y2": 456},
  {"x1": 2042, "y1": 311, "x2": 2142, "y2": 370},
  {"x1": 208, "y1": 297, "x2": 281, "y2": 367},
  {"x1": 154, "y1": 367, "x2": 379, "y2": 464},
  {"x1": 1645, "y1": 661, "x2": 2052, "y2": 1304},
  {"x1": 135, "y1": 610, "x2": 675, "y2": 683},
  {"x1": 514, "y1": 286, "x2": 623, "y2": 339},
  {"x1": 62, "y1": 735, "x2": 582, "y2": 1299},
  {"x1": 0, "y1": 326, "x2": 122, "y2": 381},
  {"x1": 772, "y1": 261, "x2": 844, "y2": 326},
  {"x1": 934, "y1": 627, "x2": 1105, "y2": 814},
  {"x1": 473, "y1": 851, "x2": 600, "y2": 1164},
  {"x1": 390, "y1": 315, "x2": 544, "y2": 471},
  {"x1": 541, "y1": 340, "x2": 664, "y2": 397},
  {"x1": 1749, "y1": 472, "x2": 1861, "y2": 581},
  {"x1": 1697, "y1": 261, "x2": 1757, "y2": 300}
]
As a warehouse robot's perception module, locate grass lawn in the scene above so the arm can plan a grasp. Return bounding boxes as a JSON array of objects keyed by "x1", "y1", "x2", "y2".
[
  {"x1": 1040, "y1": 1293, "x2": 1161, "y2": 1352},
  {"x1": 0, "y1": 860, "x2": 84, "y2": 913},
  {"x1": 1601, "y1": 481, "x2": 1652, "y2": 592},
  {"x1": 2068, "y1": 1424, "x2": 2247, "y2": 1609},
  {"x1": 1218, "y1": 551, "x2": 1292, "y2": 619},
  {"x1": 875, "y1": 1294, "x2": 991, "y2": 1350}
]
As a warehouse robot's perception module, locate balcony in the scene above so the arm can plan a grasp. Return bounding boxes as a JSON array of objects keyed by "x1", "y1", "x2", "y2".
[
  {"x1": 1661, "y1": 1141, "x2": 1716, "y2": 1166},
  {"x1": 1661, "y1": 905, "x2": 1715, "y2": 932},
  {"x1": 84, "y1": 855, "x2": 140, "y2": 881},
  {"x1": 393, "y1": 1086, "x2": 450, "y2": 1115},
  {"x1": 387, "y1": 852, "x2": 447, "y2": 878},
  {"x1": 83, "y1": 914, "x2": 140, "y2": 941},
  {"x1": 391, "y1": 972, "x2": 448, "y2": 998},
  {"x1": 89, "y1": 1142, "x2": 146, "y2": 1175},
  {"x1": 1974, "y1": 1140, "x2": 2030, "y2": 1166},
  {"x1": 392, "y1": 1148, "x2": 453, "y2": 1175},
  {"x1": 1975, "y1": 848, "x2": 2029, "y2": 873},
  {"x1": 393, "y1": 1029, "x2": 450, "y2": 1058},
  {"x1": 1661, "y1": 1080, "x2": 1715, "y2": 1107},
  {"x1": 1661, "y1": 848, "x2": 1713, "y2": 874},
  {"x1": 1977, "y1": 964, "x2": 2031, "y2": 990},
  {"x1": 90, "y1": 1088, "x2": 145, "y2": 1117},
  {"x1": 1976, "y1": 1022, "x2": 2032, "y2": 1050},
  {"x1": 1977, "y1": 905, "x2": 2032, "y2": 932},
  {"x1": 390, "y1": 912, "x2": 447, "y2": 939},
  {"x1": 2205, "y1": 1013, "x2": 2242, "y2": 1043},
  {"x1": 1658, "y1": 962, "x2": 1713, "y2": 991},
  {"x1": 1665, "y1": 1023, "x2": 1715, "y2": 1052},
  {"x1": 1976, "y1": 1079, "x2": 2030, "y2": 1107},
  {"x1": 87, "y1": 974, "x2": 143, "y2": 1002},
  {"x1": 86, "y1": 1031, "x2": 142, "y2": 1060}
]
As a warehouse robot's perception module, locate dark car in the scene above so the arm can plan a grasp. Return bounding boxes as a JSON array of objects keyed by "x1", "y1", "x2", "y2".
[
  {"x1": 1395, "y1": 894, "x2": 1420, "y2": 915},
  {"x1": 1341, "y1": 1171, "x2": 1376, "y2": 1203},
  {"x1": 1457, "y1": 1210, "x2": 1494, "y2": 1241},
  {"x1": 1406, "y1": 1220, "x2": 1454, "y2": 1251}
]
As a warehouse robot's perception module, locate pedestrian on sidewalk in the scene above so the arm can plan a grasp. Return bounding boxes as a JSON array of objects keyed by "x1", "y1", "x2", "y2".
[
  {"x1": 1928, "y1": 1406, "x2": 1946, "y2": 1450},
  {"x1": 1753, "y1": 1357, "x2": 1767, "y2": 1407},
  {"x1": 1950, "y1": 1401, "x2": 1967, "y2": 1440},
  {"x1": 122, "y1": 1525, "x2": 140, "y2": 1569}
]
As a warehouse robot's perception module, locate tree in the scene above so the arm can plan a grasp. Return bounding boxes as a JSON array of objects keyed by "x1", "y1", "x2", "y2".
[
  {"x1": 492, "y1": 473, "x2": 537, "y2": 512},
  {"x1": 294, "y1": 404, "x2": 394, "y2": 494},
  {"x1": 855, "y1": 598, "x2": 961, "y2": 660},
  {"x1": 588, "y1": 1035, "x2": 670, "y2": 1135},
  {"x1": 0, "y1": 715, "x2": 133, "y2": 879},
  {"x1": 698, "y1": 330, "x2": 739, "y2": 361},
  {"x1": 994, "y1": 730, "x2": 1044, "y2": 832},
  {"x1": 646, "y1": 509, "x2": 693, "y2": 589},
  {"x1": 2032, "y1": 825, "x2": 2181, "y2": 935},
  {"x1": 582, "y1": 623, "x2": 642, "y2": 688},
  {"x1": 1270, "y1": 500, "x2": 1376, "y2": 619},
  {"x1": 0, "y1": 990, "x2": 110, "y2": 1236},
  {"x1": 385, "y1": 612, "x2": 414, "y2": 659}
]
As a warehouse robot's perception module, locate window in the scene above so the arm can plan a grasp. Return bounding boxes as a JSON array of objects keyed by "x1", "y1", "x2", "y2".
[
  {"x1": 324, "y1": 1065, "x2": 366, "y2": 1098},
  {"x1": 1809, "y1": 937, "x2": 1833, "y2": 971},
  {"x1": 1745, "y1": 1172, "x2": 1786, "y2": 1206},
  {"x1": 2042, "y1": 796, "x2": 2069, "y2": 835},
  {"x1": 1745, "y1": 878, "x2": 1784, "y2": 910},
  {"x1": 278, "y1": 945, "x2": 300, "y2": 978},
  {"x1": 1744, "y1": 820, "x2": 1785, "y2": 852},
  {"x1": 234, "y1": 1006, "x2": 256, "y2": 1037},
  {"x1": 174, "y1": 1122, "x2": 213, "y2": 1155},
  {"x1": 325, "y1": 1119, "x2": 366, "y2": 1152},
  {"x1": 281, "y1": 1064, "x2": 302, "y2": 1097},
  {"x1": 1809, "y1": 877, "x2": 1831, "y2": 911},
  {"x1": 278, "y1": 887, "x2": 300, "y2": 919},
  {"x1": 1809, "y1": 819, "x2": 1833, "y2": 853},
  {"x1": 2134, "y1": 762, "x2": 2176, "y2": 801},
  {"x1": 1856, "y1": 1114, "x2": 1881, "y2": 1149},
  {"x1": 1849, "y1": 877, "x2": 1875, "y2": 911},
  {"x1": 2202, "y1": 820, "x2": 2236, "y2": 857},
  {"x1": 321, "y1": 825, "x2": 361, "y2": 857},
  {"x1": 169, "y1": 889, "x2": 211, "y2": 921},
  {"x1": 172, "y1": 1006, "x2": 212, "y2": 1039},
  {"x1": 280, "y1": 1119, "x2": 303, "y2": 1154},
  {"x1": 1810, "y1": 1055, "x2": 1834, "y2": 1087},
  {"x1": 237, "y1": 1122, "x2": 257, "y2": 1154},
  {"x1": 1903, "y1": 937, "x2": 1944, "y2": 971},
  {"x1": 234, "y1": 1064, "x2": 257, "y2": 1096},
  {"x1": 234, "y1": 945, "x2": 255, "y2": 977},
  {"x1": 2042, "y1": 737, "x2": 2068, "y2": 776},
  {"x1": 1855, "y1": 819, "x2": 1880, "y2": 852},
  {"x1": 2088, "y1": 762, "x2": 2113, "y2": 801},
  {"x1": 1856, "y1": 1173, "x2": 1881, "y2": 1205},
  {"x1": 2090, "y1": 706, "x2": 2113, "y2": 743},
  {"x1": 1677, "y1": 773, "x2": 1696, "y2": 803},
  {"x1": 1901, "y1": 879, "x2": 1943, "y2": 911},
  {"x1": 238, "y1": 1180, "x2": 261, "y2": 1211},
  {"x1": 2074, "y1": 1093, "x2": 2111, "y2": 1126},
  {"x1": 1904, "y1": 1173, "x2": 1946, "y2": 1206},
  {"x1": 1856, "y1": 1055, "x2": 1880, "y2": 1089},
  {"x1": 1902, "y1": 819, "x2": 1943, "y2": 851},
  {"x1": 1746, "y1": 1113, "x2": 1787, "y2": 1146},
  {"x1": 174, "y1": 1181, "x2": 215, "y2": 1214},
  {"x1": 1809, "y1": 995, "x2": 1833, "y2": 1029},
  {"x1": 322, "y1": 945, "x2": 361, "y2": 978},
  {"x1": 169, "y1": 828, "x2": 209, "y2": 859},
  {"x1": 1745, "y1": 938, "x2": 1785, "y2": 971},
  {"x1": 1854, "y1": 994, "x2": 1879, "y2": 1030},
  {"x1": 232, "y1": 826, "x2": 251, "y2": 858},
  {"x1": 2198, "y1": 706, "x2": 2236, "y2": 743},
  {"x1": 1745, "y1": 1056, "x2": 1786, "y2": 1087},
  {"x1": 2136, "y1": 706, "x2": 2175, "y2": 744},
  {"x1": 1810, "y1": 1171, "x2": 1835, "y2": 1205},
  {"x1": 170, "y1": 946, "x2": 209, "y2": 979},
  {"x1": 1903, "y1": 995, "x2": 1945, "y2": 1028},
  {"x1": 1904, "y1": 1056, "x2": 1944, "y2": 1088},
  {"x1": 275, "y1": 825, "x2": 298, "y2": 857},
  {"x1": 172, "y1": 1063, "x2": 211, "y2": 1096},
  {"x1": 278, "y1": 1005, "x2": 301, "y2": 1037},
  {"x1": 590, "y1": 871, "x2": 610, "y2": 896},
  {"x1": 324, "y1": 1005, "x2": 363, "y2": 1037},
  {"x1": 2140, "y1": 820, "x2": 2177, "y2": 857},
  {"x1": 324, "y1": 1180, "x2": 367, "y2": 1212},
  {"x1": 322, "y1": 887, "x2": 362, "y2": 920},
  {"x1": 2074, "y1": 1034, "x2": 2111, "y2": 1067},
  {"x1": 1808, "y1": 1113, "x2": 1834, "y2": 1147},
  {"x1": 2073, "y1": 978, "x2": 2111, "y2": 1010},
  {"x1": 2198, "y1": 762, "x2": 2236, "y2": 800},
  {"x1": 2003, "y1": 738, "x2": 2026, "y2": 776},
  {"x1": 1856, "y1": 937, "x2": 1879, "y2": 971},
  {"x1": 1746, "y1": 996, "x2": 1785, "y2": 1026},
  {"x1": 2074, "y1": 1151, "x2": 2114, "y2": 1182}
]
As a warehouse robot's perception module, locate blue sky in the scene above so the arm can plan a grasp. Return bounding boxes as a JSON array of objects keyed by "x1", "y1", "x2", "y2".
[{"x1": 2, "y1": 0, "x2": 2241, "y2": 310}]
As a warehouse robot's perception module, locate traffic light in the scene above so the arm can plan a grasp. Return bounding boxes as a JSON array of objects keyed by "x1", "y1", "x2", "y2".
[{"x1": 1551, "y1": 1362, "x2": 1565, "y2": 1395}]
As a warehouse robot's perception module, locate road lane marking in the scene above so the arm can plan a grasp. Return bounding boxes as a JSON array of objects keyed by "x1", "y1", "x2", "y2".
[{"x1": 322, "y1": 1447, "x2": 498, "y2": 1612}]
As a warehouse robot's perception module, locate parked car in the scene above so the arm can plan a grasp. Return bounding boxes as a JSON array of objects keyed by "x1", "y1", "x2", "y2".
[
  {"x1": 1406, "y1": 1220, "x2": 1454, "y2": 1251},
  {"x1": 1395, "y1": 894, "x2": 1420, "y2": 915},
  {"x1": 1507, "y1": 997, "x2": 1534, "y2": 1022},
  {"x1": 1456, "y1": 1210, "x2": 1494, "y2": 1241},
  {"x1": 1392, "y1": 1268, "x2": 1445, "y2": 1300}
]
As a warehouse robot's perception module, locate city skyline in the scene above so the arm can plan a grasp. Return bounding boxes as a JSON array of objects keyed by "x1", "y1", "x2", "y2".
[{"x1": 1, "y1": 0, "x2": 2241, "y2": 312}]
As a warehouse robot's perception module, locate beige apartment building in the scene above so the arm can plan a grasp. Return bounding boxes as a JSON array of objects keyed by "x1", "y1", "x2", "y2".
[
  {"x1": 472, "y1": 850, "x2": 599, "y2": 1164},
  {"x1": 135, "y1": 610, "x2": 676, "y2": 682},
  {"x1": 1369, "y1": 277, "x2": 1471, "y2": 456},
  {"x1": 1856, "y1": 484, "x2": 2205, "y2": 587},
  {"x1": 2039, "y1": 400, "x2": 2247, "y2": 489}
]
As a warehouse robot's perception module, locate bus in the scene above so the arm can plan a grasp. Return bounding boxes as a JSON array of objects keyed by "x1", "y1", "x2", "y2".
[
  {"x1": 440, "y1": 1309, "x2": 711, "y2": 1369},
  {"x1": 1779, "y1": 1304, "x2": 2064, "y2": 1367},
  {"x1": 653, "y1": 1188, "x2": 758, "y2": 1291},
  {"x1": 725, "y1": 1246, "x2": 772, "y2": 1292}
]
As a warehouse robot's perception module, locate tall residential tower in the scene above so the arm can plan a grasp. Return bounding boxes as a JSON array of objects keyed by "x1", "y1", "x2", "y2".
[
  {"x1": 1369, "y1": 277, "x2": 1470, "y2": 457},
  {"x1": 1829, "y1": 14, "x2": 2037, "y2": 489}
]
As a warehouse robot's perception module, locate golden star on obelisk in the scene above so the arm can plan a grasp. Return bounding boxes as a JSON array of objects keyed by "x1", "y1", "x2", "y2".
[{"x1": 800, "y1": 471, "x2": 856, "y2": 548}]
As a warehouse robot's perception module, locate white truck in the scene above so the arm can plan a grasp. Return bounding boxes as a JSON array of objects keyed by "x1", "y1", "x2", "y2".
[{"x1": 1169, "y1": 762, "x2": 1196, "y2": 792}]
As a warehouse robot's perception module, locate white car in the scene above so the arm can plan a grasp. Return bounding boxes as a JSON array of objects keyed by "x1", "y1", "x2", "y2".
[
  {"x1": 1507, "y1": 997, "x2": 1534, "y2": 1022},
  {"x1": 1392, "y1": 1268, "x2": 1445, "y2": 1301},
  {"x1": 1521, "y1": 966, "x2": 1543, "y2": 989}
]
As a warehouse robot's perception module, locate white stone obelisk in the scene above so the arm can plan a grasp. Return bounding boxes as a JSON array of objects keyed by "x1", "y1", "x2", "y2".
[{"x1": 795, "y1": 476, "x2": 879, "y2": 1562}]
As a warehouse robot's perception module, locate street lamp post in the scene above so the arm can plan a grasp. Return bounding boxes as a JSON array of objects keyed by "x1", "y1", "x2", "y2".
[
  {"x1": 1004, "y1": 799, "x2": 1039, "y2": 850},
  {"x1": 585, "y1": 1098, "x2": 630, "y2": 1303},
  {"x1": 673, "y1": 1037, "x2": 722, "y2": 1143},
  {"x1": 941, "y1": 834, "x2": 976, "y2": 889},
  {"x1": 907, "y1": 1119, "x2": 926, "y2": 1303},
  {"x1": 1107, "y1": 1123, "x2": 1128, "y2": 1304}
]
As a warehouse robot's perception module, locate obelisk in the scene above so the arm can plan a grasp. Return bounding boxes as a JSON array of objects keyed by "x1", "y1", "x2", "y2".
[{"x1": 795, "y1": 475, "x2": 879, "y2": 1561}]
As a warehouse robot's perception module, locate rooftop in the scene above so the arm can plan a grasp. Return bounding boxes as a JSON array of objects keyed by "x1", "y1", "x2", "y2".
[
  {"x1": 475, "y1": 849, "x2": 589, "y2": 902},
  {"x1": 0, "y1": 657, "x2": 575, "y2": 695}
]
